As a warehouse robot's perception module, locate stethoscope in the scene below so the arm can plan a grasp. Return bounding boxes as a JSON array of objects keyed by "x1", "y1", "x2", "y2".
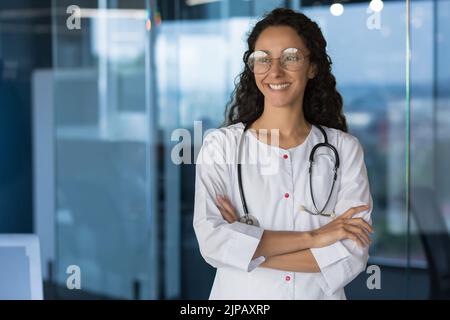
[{"x1": 237, "y1": 121, "x2": 340, "y2": 227}]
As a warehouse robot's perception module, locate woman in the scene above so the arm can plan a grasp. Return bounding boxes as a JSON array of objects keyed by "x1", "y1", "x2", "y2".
[{"x1": 193, "y1": 8, "x2": 373, "y2": 300}]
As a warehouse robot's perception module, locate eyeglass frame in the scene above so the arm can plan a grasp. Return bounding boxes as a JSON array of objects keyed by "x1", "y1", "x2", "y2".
[{"x1": 246, "y1": 47, "x2": 311, "y2": 74}]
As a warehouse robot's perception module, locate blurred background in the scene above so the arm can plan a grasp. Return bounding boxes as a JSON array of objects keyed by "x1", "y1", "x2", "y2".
[{"x1": 0, "y1": 0, "x2": 449, "y2": 299}]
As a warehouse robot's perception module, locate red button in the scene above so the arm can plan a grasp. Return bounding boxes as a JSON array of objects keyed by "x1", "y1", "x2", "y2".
[
  {"x1": 284, "y1": 193, "x2": 289, "y2": 198},
  {"x1": 283, "y1": 154, "x2": 288, "y2": 159},
  {"x1": 285, "y1": 275, "x2": 291, "y2": 282}
]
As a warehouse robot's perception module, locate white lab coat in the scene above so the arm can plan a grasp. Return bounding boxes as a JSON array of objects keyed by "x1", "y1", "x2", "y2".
[{"x1": 193, "y1": 121, "x2": 373, "y2": 300}]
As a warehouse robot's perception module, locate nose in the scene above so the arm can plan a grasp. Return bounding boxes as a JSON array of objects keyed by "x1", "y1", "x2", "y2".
[{"x1": 268, "y1": 57, "x2": 285, "y2": 76}]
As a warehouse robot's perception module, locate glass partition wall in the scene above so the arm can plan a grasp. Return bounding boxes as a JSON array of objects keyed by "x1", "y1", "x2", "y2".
[
  {"x1": 409, "y1": 0, "x2": 450, "y2": 300},
  {"x1": 48, "y1": 0, "x2": 450, "y2": 299},
  {"x1": 51, "y1": 0, "x2": 159, "y2": 299}
]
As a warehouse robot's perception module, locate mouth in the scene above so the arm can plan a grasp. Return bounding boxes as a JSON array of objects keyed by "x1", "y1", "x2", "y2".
[{"x1": 266, "y1": 83, "x2": 291, "y2": 91}]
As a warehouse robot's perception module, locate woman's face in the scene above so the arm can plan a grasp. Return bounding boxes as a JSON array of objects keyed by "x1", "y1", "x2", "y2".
[{"x1": 253, "y1": 26, "x2": 317, "y2": 109}]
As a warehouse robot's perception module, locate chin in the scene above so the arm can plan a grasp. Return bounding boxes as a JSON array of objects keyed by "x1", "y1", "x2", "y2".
[{"x1": 265, "y1": 98, "x2": 295, "y2": 108}]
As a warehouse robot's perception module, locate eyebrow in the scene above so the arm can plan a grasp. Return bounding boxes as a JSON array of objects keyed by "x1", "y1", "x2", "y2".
[{"x1": 255, "y1": 47, "x2": 302, "y2": 54}]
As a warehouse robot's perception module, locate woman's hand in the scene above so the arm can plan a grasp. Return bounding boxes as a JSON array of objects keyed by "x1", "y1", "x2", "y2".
[
  {"x1": 310, "y1": 205, "x2": 373, "y2": 248},
  {"x1": 215, "y1": 195, "x2": 238, "y2": 223},
  {"x1": 215, "y1": 196, "x2": 373, "y2": 249}
]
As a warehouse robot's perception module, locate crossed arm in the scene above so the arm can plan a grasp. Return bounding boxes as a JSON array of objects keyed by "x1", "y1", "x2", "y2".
[
  {"x1": 260, "y1": 245, "x2": 321, "y2": 273},
  {"x1": 216, "y1": 195, "x2": 372, "y2": 273}
]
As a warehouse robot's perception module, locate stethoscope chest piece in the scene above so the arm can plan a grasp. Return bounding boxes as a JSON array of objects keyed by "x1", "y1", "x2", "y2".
[{"x1": 239, "y1": 214, "x2": 260, "y2": 227}]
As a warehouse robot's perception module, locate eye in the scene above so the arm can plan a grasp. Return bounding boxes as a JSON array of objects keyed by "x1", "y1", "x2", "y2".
[
  {"x1": 257, "y1": 57, "x2": 271, "y2": 63},
  {"x1": 250, "y1": 51, "x2": 270, "y2": 63},
  {"x1": 284, "y1": 55, "x2": 299, "y2": 62}
]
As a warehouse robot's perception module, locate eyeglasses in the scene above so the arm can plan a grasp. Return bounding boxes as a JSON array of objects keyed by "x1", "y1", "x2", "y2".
[{"x1": 247, "y1": 47, "x2": 310, "y2": 74}]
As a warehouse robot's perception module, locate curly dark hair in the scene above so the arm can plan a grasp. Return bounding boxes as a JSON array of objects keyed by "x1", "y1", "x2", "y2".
[{"x1": 221, "y1": 8, "x2": 348, "y2": 132}]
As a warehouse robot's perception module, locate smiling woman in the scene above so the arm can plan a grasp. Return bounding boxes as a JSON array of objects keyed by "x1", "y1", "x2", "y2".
[
  {"x1": 250, "y1": 26, "x2": 316, "y2": 115},
  {"x1": 223, "y1": 8, "x2": 347, "y2": 134},
  {"x1": 193, "y1": 8, "x2": 373, "y2": 300}
]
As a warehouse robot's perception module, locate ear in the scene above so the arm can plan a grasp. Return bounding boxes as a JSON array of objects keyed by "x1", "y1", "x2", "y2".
[{"x1": 308, "y1": 63, "x2": 318, "y2": 79}]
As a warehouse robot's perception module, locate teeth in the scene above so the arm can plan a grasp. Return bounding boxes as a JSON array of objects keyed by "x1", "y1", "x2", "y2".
[{"x1": 269, "y1": 83, "x2": 290, "y2": 90}]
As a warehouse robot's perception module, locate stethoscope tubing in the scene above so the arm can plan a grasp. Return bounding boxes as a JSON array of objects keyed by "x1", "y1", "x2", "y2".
[{"x1": 237, "y1": 121, "x2": 340, "y2": 224}]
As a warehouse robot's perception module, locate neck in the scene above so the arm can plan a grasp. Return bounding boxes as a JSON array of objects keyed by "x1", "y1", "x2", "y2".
[{"x1": 253, "y1": 101, "x2": 310, "y2": 138}]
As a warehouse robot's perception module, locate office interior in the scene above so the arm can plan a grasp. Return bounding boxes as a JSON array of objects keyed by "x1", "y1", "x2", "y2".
[{"x1": 0, "y1": 0, "x2": 449, "y2": 300}]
